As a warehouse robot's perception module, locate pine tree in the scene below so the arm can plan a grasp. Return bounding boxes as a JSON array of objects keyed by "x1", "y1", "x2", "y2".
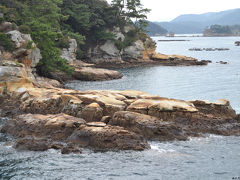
[{"x1": 110, "y1": 0, "x2": 150, "y2": 31}]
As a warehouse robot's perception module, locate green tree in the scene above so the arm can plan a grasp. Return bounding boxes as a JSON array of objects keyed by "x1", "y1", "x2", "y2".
[
  {"x1": 110, "y1": 0, "x2": 150, "y2": 31},
  {"x1": 0, "y1": 0, "x2": 74, "y2": 76}
]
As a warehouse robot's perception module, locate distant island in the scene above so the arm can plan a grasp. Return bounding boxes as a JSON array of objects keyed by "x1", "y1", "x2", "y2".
[
  {"x1": 154, "y1": 8, "x2": 240, "y2": 34},
  {"x1": 204, "y1": 24, "x2": 240, "y2": 36}
]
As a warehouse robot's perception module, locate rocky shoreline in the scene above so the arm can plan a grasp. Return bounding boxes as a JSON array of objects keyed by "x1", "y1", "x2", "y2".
[
  {"x1": 0, "y1": 73, "x2": 239, "y2": 153},
  {"x1": 0, "y1": 23, "x2": 238, "y2": 155}
]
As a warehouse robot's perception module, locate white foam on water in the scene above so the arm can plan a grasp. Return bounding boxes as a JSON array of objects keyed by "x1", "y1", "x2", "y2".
[{"x1": 150, "y1": 142, "x2": 176, "y2": 153}]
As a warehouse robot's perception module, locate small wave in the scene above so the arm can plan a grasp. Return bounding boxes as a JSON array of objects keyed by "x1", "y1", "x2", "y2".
[
  {"x1": 208, "y1": 134, "x2": 224, "y2": 138},
  {"x1": 150, "y1": 143, "x2": 176, "y2": 153},
  {"x1": 188, "y1": 134, "x2": 224, "y2": 142}
]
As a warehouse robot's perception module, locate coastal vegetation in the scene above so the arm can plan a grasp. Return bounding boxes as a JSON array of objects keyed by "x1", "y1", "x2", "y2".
[
  {"x1": 0, "y1": 0, "x2": 150, "y2": 76},
  {"x1": 0, "y1": 32, "x2": 15, "y2": 51}
]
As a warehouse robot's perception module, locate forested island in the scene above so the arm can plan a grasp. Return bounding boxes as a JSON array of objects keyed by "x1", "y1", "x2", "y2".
[{"x1": 203, "y1": 24, "x2": 240, "y2": 36}]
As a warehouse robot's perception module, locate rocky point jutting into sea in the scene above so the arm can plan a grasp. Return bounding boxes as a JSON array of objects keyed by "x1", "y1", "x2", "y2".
[{"x1": 0, "y1": 19, "x2": 240, "y2": 154}]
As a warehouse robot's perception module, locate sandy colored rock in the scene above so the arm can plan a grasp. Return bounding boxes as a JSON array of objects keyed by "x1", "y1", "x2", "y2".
[
  {"x1": 35, "y1": 76, "x2": 62, "y2": 88},
  {"x1": 0, "y1": 65, "x2": 34, "y2": 95},
  {"x1": 1, "y1": 113, "x2": 86, "y2": 141},
  {"x1": 79, "y1": 103, "x2": 103, "y2": 122},
  {"x1": 151, "y1": 53, "x2": 197, "y2": 61},
  {"x1": 86, "y1": 122, "x2": 106, "y2": 127},
  {"x1": 73, "y1": 67, "x2": 123, "y2": 81},
  {"x1": 127, "y1": 98, "x2": 198, "y2": 116}
]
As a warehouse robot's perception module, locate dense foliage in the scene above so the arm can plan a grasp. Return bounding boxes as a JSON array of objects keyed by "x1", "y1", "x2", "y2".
[
  {"x1": 0, "y1": 33, "x2": 15, "y2": 52},
  {"x1": 0, "y1": 0, "x2": 150, "y2": 76}
]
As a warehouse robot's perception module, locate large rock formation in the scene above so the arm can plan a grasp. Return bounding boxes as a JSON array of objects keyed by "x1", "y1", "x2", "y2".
[
  {"x1": 85, "y1": 27, "x2": 158, "y2": 65},
  {"x1": 83, "y1": 25, "x2": 208, "y2": 67},
  {"x1": 0, "y1": 75, "x2": 239, "y2": 154},
  {"x1": 0, "y1": 61, "x2": 34, "y2": 95},
  {"x1": 1, "y1": 113, "x2": 150, "y2": 152},
  {"x1": 7, "y1": 30, "x2": 42, "y2": 68},
  {"x1": 61, "y1": 38, "x2": 77, "y2": 63}
]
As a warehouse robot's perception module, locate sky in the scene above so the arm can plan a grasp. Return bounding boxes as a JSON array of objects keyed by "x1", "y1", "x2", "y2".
[{"x1": 106, "y1": 0, "x2": 240, "y2": 22}]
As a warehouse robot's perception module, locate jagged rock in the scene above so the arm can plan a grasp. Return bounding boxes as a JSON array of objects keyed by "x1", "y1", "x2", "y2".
[
  {"x1": 150, "y1": 53, "x2": 209, "y2": 66},
  {"x1": 73, "y1": 67, "x2": 123, "y2": 81},
  {"x1": 61, "y1": 38, "x2": 77, "y2": 63},
  {"x1": 79, "y1": 103, "x2": 103, "y2": 122},
  {"x1": 68, "y1": 124, "x2": 150, "y2": 151},
  {"x1": 151, "y1": 53, "x2": 197, "y2": 61},
  {"x1": 123, "y1": 40, "x2": 145, "y2": 60},
  {"x1": 1, "y1": 72, "x2": 240, "y2": 153},
  {"x1": 110, "y1": 111, "x2": 187, "y2": 141},
  {"x1": 7, "y1": 30, "x2": 31, "y2": 48},
  {"x1": 127, "y1": 98, "x2": 198, "y2": 117},
  {"x1": 112, "y1": 27, "x2": 125, "y2": 41},
  {"x1": 0, "y1": 60, "x2": 24, "y2": 67},
  {"x1": 29, "y1": 48, "x2": 42, "y2": 67},
  {"x1": 1, "y1": 113, "x2": 150, "y2": 152},
  {"x1": 0, "y1": 113, "x2": 86, "y2": 140},
  {"x1": 191, "y1": 99, "x2": 236, "y2": 119},
  {"x1": 100, "y1": 40, "x2": 120, "y2": 57},
  {"x1": 15, "y1": 137, "x2": 50, "y2": 151},
  {"x1": 7, "y1": 30, "x2": 41, "y2": 67},
  {"x1": 0, "y1": 64, "x2": 34, "y2": 95},
  {"x1": 35, "y1": 76, "x2": 62, "y2": 88}
]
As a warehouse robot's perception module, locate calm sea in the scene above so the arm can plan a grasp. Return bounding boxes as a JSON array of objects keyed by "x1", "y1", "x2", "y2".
[
  {"x1": 1, "y1": 36, "x2": 240, "y2": 180},
  {"x1": 67, "y1": 36, "x2": 240, "y2": 113}
]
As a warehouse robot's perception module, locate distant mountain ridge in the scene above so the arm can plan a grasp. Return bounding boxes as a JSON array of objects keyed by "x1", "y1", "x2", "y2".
[
  {"x1": 156, "y1": 8, "x2": 240, "y2": 34},
  {"x1": 146, "y1": 21, "x2": 168, "y2": 36}
]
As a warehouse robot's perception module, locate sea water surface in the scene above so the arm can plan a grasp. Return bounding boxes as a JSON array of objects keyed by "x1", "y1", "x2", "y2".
[
  {"x1": 67, "y1": 36, "x2": 240, "y2": 113},
  {"x1": 1, "y1": 36, "x2": 240, "y2": 180}
]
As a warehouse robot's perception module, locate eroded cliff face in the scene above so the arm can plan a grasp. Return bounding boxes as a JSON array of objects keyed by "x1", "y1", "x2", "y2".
[
  {"x1": 61, "y1": 38, "x2": 77, "y2": 64},
  {"x1": 84, "y1": 25, "x2": 208, "y2": 67},
  {"x1": 0, "y1": 29, "x2": 42, "y2": 68},
  {"x1": 85, "y1": 25, "x2": 157, "y2": 64}
]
